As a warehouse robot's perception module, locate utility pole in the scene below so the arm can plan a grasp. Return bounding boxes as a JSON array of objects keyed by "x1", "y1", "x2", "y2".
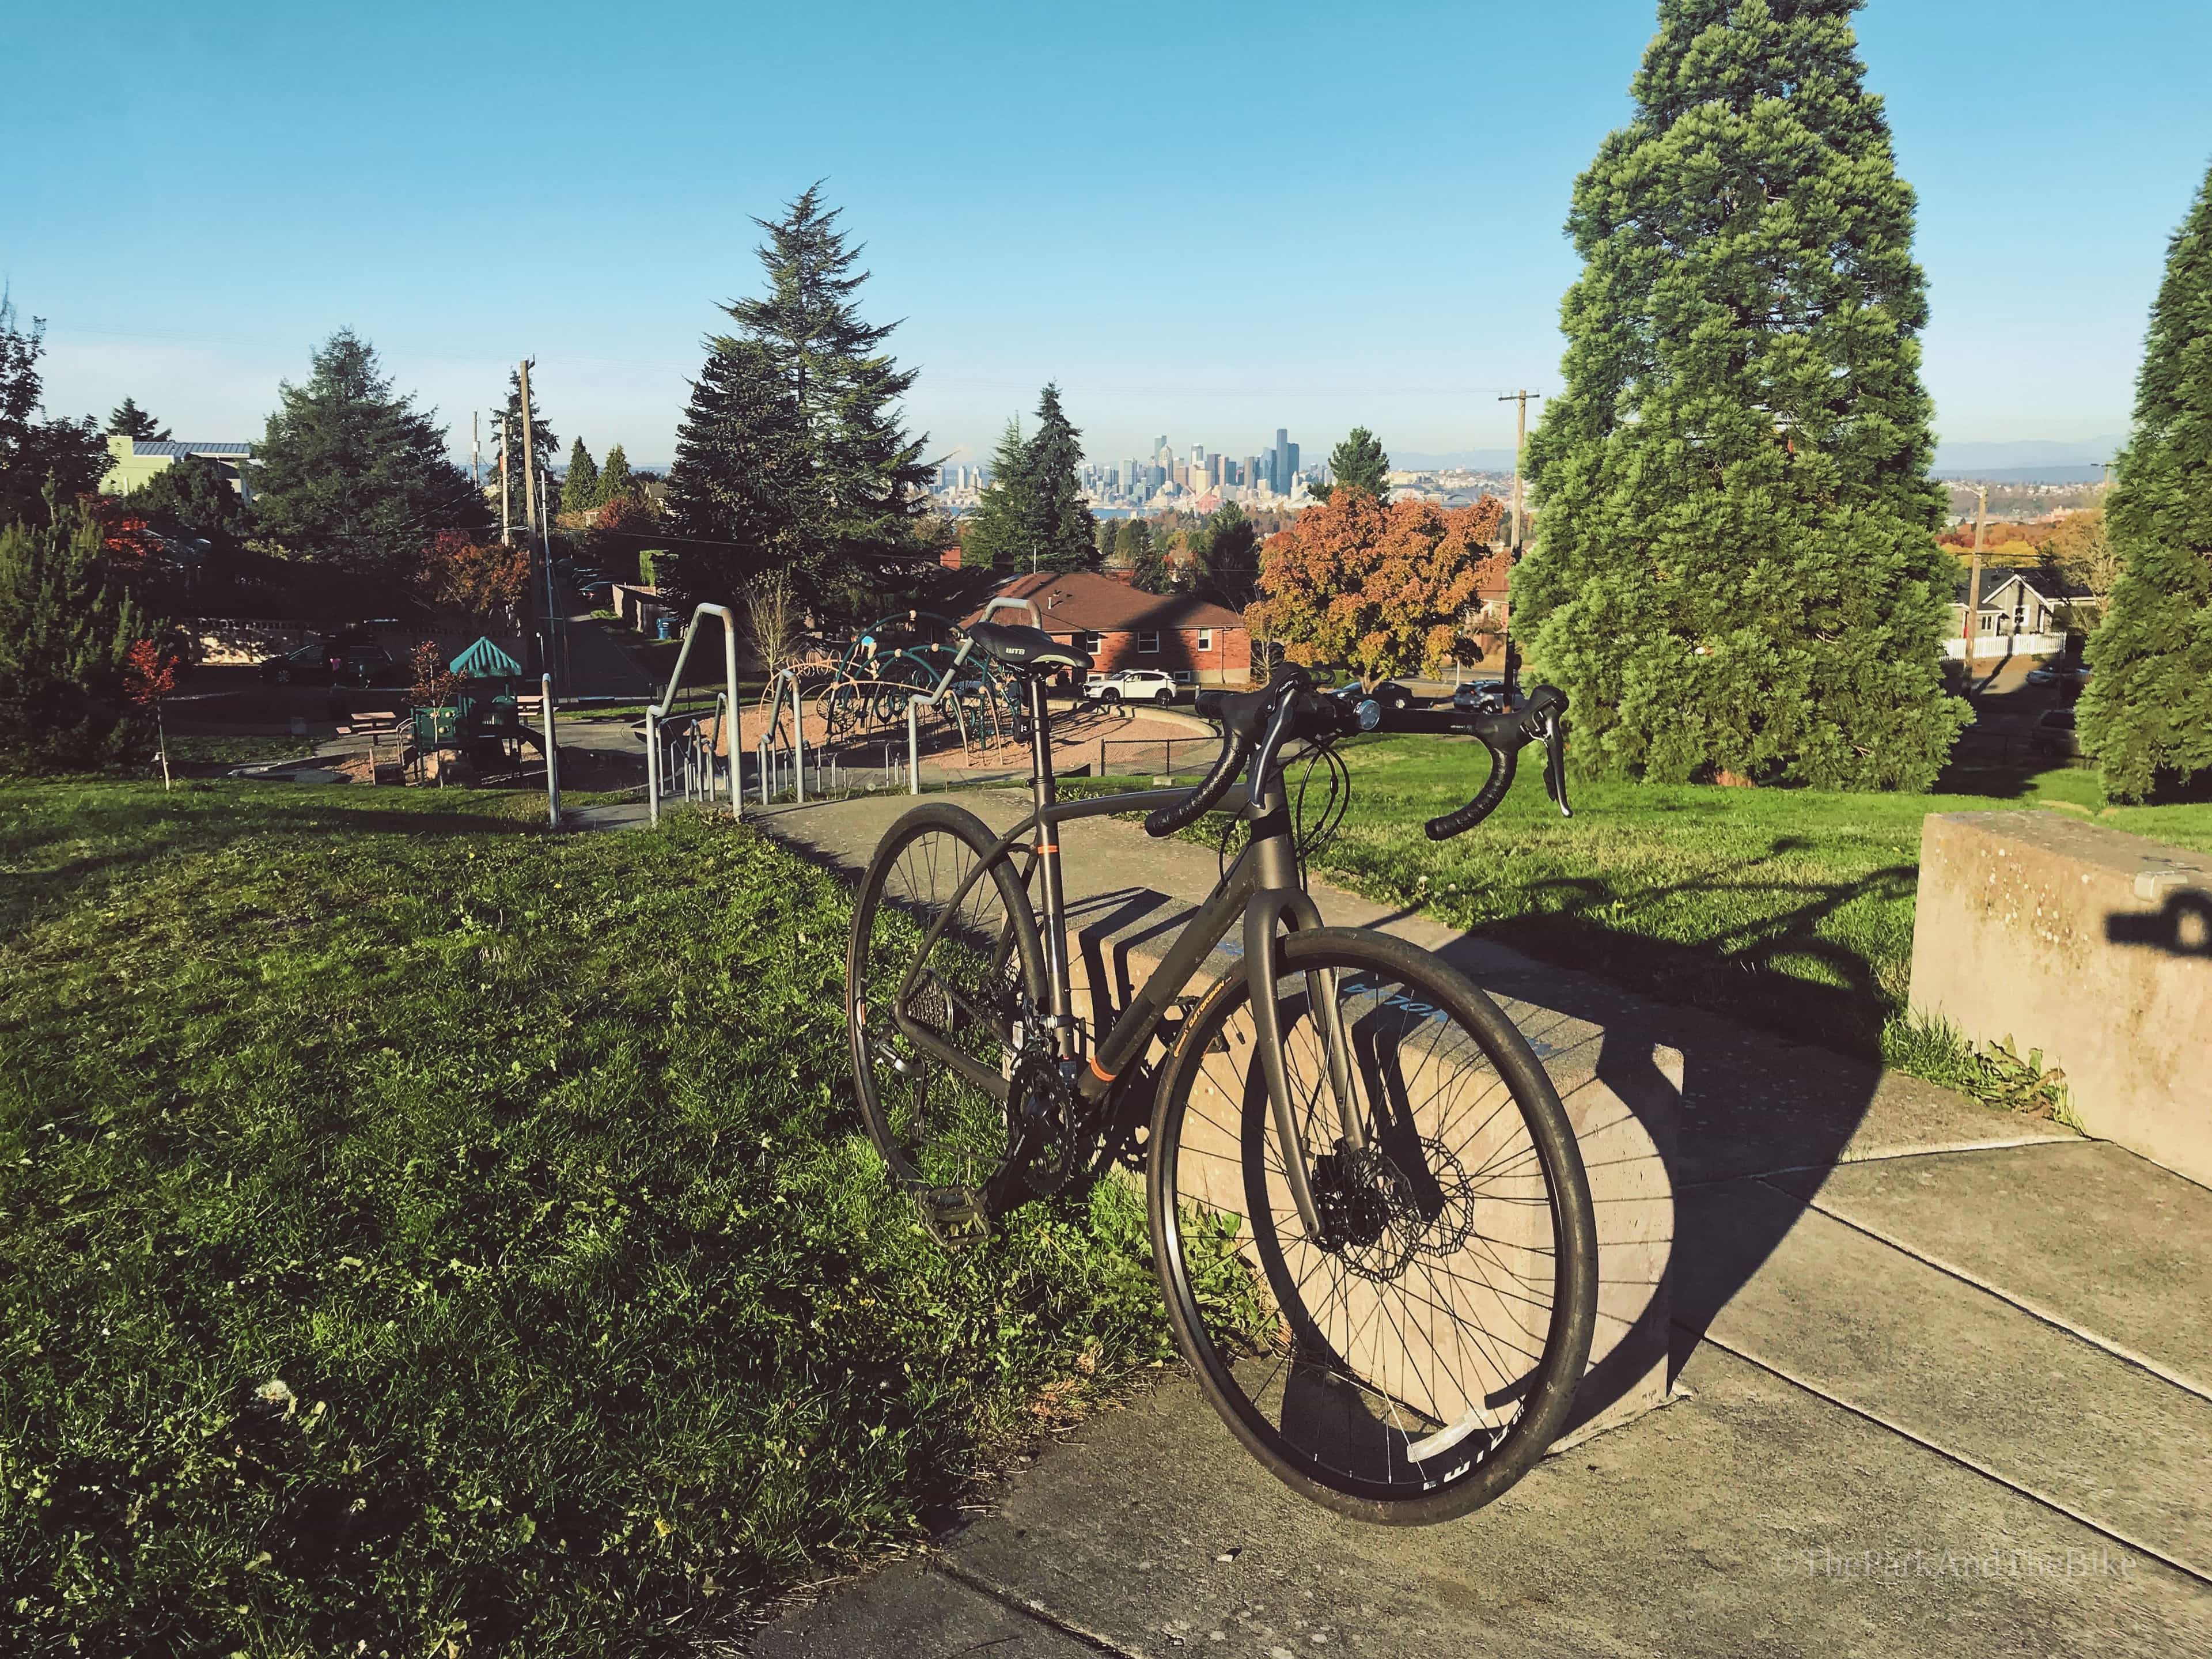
[
  {"x1": 1498, "y1": 391, "x2": 1541, "y2": 550},
  {"x1": 1963, "y1": 483, "x2": 1988, "y2": 662},
  {"x1": 540, "y1": 466, "x2": 562, "y2": 700},
  {"x1": 518, "y1": 359, "x2": 545, "y2": 688},
  {"x1": 471, "y1": 411, "x2": 480, "y2": 491},
  {"x1": 498, "y1": 423, "x2": 511, "y2": 545},
  {"x1": 518, "y1": 359, "x2": 539, "y2": 536}
]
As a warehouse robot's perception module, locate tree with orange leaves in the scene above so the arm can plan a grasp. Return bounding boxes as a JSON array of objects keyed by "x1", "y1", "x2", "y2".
[
  {"x1": 416, "y1": 530, "x2": 529, "y2": 628},
  {"x1": 1248, "y1": 492, "x2": 1504, "y2": 685}
]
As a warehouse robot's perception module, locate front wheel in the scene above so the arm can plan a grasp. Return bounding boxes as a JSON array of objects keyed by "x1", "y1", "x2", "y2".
[
  {"x1": 1147, "y1": 928, "x2": 1597, "y2": 1524},
  {"x1": 847, "y1": 803, "x2": 1048, "y2": 1243}
]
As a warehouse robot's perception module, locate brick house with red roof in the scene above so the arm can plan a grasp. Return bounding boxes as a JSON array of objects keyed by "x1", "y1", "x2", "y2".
[{"x1": 964, "y1": 571, "x2": 1252, "y2": 687}]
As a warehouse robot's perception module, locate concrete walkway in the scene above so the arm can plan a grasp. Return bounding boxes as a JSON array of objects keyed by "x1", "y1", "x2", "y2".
[{"x1": 740, "y1": 791, "x2": 2210, "y2": 1657}]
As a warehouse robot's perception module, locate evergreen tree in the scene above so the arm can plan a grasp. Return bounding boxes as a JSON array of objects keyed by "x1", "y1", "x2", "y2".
[
  {"x1": 120, "y1": 455, "x2": 252, "y2": 552},
  {"x1": 489, "y1": 366, "x2": 558, "y2": 520},
  {"x1": 253, "y1": 330, "x2": 487, "y2": 577},
  {"x1": 1021, "y1": 385, "x2": 1097, "y2": 572},
  {"x1": 673, "y1": 184, "x2": 929, "y2": 604},
  {"x1": 0, "y1": 499, "x2": 150, "y2": 769},
  {"x1": 560, "y1": 439, "x2": 600, "y2": 516},
  {"x1": 959, "y1": 421, "x2": 1031, "y2": 574},
  {"x1": 664, "y1": 337, "x2": 810, "y2": 603},
  {"x1": 1196, "y1": 501, "x2": 1262, "y2": 608},
  {"x1": 106, "y1": 397, "x2": 171, "y2": 442},
  {"x1": 0, "y1": 294, "x2": 107, "y2": 528},
  {"x1": 1317, "y1": 427, "x2": 1389, "y2": 501},
  {"x1": 1096, "y1": 517, "x2": 1120, "y2": 566},
  {"x1": 1113, "y1": 517, "x2": 1151, "y2": 570},
  {"x1": 595, "y1": 444, "x2": 635, "y2": 508},
  {"x1": 2078, "y1": 160, "x2": 2212, "y2": 800},
  {"x1": 1516, "y1": 0, "x2": 1967, "y2": 790}
]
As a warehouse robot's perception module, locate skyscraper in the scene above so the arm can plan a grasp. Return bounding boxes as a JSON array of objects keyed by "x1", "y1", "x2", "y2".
[
  {"x1": 1272, "y1": 429, "x2": 1289, "y2": 495},
  {"x1": 1285, "y1": 441, "x2": 1300, "y2": 488}
]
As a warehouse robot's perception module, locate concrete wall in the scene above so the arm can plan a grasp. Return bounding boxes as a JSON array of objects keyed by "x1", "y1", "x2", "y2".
[{"x1": 1911, "y1": 812, "x2": 2212, "y2": 1187}]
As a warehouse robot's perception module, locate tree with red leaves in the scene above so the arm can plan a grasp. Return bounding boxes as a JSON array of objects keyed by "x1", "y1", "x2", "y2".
[
  {"x1": 122, "y1": 638, "x2": 179, "y2": 788},
  {"x1": 416, "y1": 530, "x2": 529, "y2": 628}
]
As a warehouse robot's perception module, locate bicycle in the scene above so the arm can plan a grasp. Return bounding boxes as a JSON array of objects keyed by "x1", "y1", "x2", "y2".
[{"x1": 844, "y1": 621, "x2": 1596, "y2": 1525}]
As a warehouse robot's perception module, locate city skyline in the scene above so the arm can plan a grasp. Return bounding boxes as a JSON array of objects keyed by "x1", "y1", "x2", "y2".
[{"x1": 9, "y1": 3, "x2": 2210, "y2": 468}]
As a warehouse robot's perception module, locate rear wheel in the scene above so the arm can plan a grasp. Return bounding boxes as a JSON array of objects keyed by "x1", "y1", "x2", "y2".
[
  {"x1": 847, "y1": 804, "x2": 1047, "y2": 1243},
  {"x1": 1148, "y1": 927, "x2": 1597, "y2": 1524}
]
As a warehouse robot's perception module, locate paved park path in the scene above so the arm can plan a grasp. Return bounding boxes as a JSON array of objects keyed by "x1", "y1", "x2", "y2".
[{"x1": 735, "y1": 790, "x2": 2211, "y2": 1656}]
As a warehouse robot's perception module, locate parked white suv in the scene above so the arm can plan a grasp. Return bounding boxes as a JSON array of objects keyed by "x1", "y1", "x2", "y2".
[{"x1": 1081, "y1": 668, "x2": 1179, "y2": 706}]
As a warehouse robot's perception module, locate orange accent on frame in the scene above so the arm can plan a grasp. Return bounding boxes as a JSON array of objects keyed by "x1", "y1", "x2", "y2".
[{"x1": 1088, "y1": 1054, "x2": 1118, "y2": 1083}]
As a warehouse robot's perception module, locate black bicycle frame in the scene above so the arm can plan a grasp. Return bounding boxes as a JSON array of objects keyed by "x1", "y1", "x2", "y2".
[{"x1": 886, "y1": 675, "x2": 1361, "y2": 1234}]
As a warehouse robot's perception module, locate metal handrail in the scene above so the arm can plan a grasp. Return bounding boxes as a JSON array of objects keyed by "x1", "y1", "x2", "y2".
[{"x1": 646, "y1": 603, "x2": 742, "y2": 827}]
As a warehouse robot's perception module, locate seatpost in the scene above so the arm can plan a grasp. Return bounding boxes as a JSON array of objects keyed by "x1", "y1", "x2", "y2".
[{"x1": 1027, "y1": 676, "x2": 1078, "y2": 1054}]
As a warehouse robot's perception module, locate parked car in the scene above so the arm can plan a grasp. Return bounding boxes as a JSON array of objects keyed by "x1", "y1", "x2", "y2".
[
  {"x1": 1081, "y1": 668, "x2": 1179, "y2": 706},
  {"x1": 1328, "y1": 678, "x2": 1415, "y2": 713},
  {"x1": 2025, "y1": 664, "x2": 2092, "y2": 689},
  {"x1": 257, "y1": 642, "x2": 399, "y2": 687},
  {"x1": 1451, "y1": 679, "x2": 1511, "y2": 715},
  {"x1": 2029, "y1": 708, "x2": 2088, "y2": 758}
]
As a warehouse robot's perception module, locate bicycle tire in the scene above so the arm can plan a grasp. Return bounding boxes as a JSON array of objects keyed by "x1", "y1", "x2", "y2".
[
  {"x1": 1147, "y1": 927, "x2": 1597, "y2": 1524},
  {"x1": 847, "y1": 802, "x2": 1048, "y2": 1241}
]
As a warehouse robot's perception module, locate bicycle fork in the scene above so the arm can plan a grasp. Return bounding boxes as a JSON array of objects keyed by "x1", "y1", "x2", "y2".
[{"x1": 1243, "y1": 821, "x2": 1362, "y2": 1243}]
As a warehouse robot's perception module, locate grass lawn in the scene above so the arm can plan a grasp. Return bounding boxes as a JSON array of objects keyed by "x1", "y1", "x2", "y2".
[
  {"x1": 160, "y1": 733, "x2": 324, "y2": 770},
  {"x1": 1297, "y1": 740, "x2": 2212, "y2": 1062},
  {"x1": 0, "y1": 781, "x2": 1171, "y2": 1655}
]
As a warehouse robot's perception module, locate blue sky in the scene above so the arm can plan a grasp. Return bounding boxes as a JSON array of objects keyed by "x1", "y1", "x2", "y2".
[{"x1": 6, "y1": 1, "x2": 2208, "y2": 470}]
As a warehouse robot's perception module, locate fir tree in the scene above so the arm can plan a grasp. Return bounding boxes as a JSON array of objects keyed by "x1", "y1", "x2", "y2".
[
  {"x1": 2078, "y1": 160, "x2": 2212, "y2": 800},
  {"x1": 1021, "y1": 384, "x2": 1097, "y2": 572},
  {"x1": 0, "y1": 293, "x2": 107, "y2": 527},
  {"x1": 1318, "y1": 427, "x2": 1389, "y2": 501},
  {"x1": 0, "y1": 499, "x2": 150, "y2": 770},
  {"x1": 1516, "y1": 0, "x2": 1967, "y2": 789},
  {"x1": 105, "y1": 397, "x2": 171, "y2": 442},
  {"x1": 594, "y1": 444, "x2": 634, "y2": 508},
  {"x1": 560, "y1": 439, "x2": 600, "y2": 516},
  {"x1": 254, "y1": 330, "x2": 487, "y2": 576},
  {"x1": 959, "y1": 421, "x2": 1030, "y2": 574},
  {"x1": 674, "y1": 184, "x2": 929, "y2": 604},
  {"x1": 664, "y1": 338, "x2": 810, "y2": 603}
]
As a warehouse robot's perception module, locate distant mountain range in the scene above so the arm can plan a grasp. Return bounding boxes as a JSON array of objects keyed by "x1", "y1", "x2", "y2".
[
  {"x1": 1930, "y1": 437, "x2": 2124, "y2": 479},
  {"x1": 1391, "y1": 450, "x2": 1518, "y2": 471}
]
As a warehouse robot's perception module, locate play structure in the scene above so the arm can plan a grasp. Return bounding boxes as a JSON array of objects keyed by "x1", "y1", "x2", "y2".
[{"x1": 411, "y1": 637, "x2": 550, "y2": 779}]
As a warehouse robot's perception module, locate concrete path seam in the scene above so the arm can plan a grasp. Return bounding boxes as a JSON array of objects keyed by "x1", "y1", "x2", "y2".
[
  {"x1": 1676, "y1": 1134, "x2": 2080, "y2": 1188},
  {"x1": 1759, "y1": 1179, "x2": 2212, "y2": 1407},
  {"x1": 1677, "y1": 1325, "x2": 2212, "y2": 1589},
  {"x1": 930, "y1": 1557, "x2": 1150, "y2": 1658}
]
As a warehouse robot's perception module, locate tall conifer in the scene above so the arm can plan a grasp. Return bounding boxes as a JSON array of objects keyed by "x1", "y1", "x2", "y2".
[
  {"x1": 560, "y1": 440, "x2": 599, "y2": 516},
  {"x1": 665, "y1": 338, "x2": 809, "y2": 601},
  {"x1": 595, "y1": 445, "x2": 634, "y2": 508},
  {"x1": 2078, "y1": 161, "x2": 2212, "y2": 800},
  {"x1": 1516, "y1": 0, "x2": 1965, "y2": 789},
  {"x1": 670, "y1": 185, "x2": 929, "y2": 605}
]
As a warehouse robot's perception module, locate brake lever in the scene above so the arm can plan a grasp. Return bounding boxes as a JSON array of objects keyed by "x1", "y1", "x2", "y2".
[{"x1": 1541, "y1": 712, "x2": 1572, "y2": 819}]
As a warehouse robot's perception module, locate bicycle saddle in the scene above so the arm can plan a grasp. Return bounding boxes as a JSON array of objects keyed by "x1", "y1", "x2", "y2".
[{"x1": 964, "y1": 622, "x2": 1092, "y2": 676}]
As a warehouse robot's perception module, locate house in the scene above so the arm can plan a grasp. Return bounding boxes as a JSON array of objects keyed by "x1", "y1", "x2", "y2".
[
  {"x1": 964, "y1": 570, "x2": 1252, "y2": 686},
  {"x1": 101, "y1": 437, "x2": 257, "y2": 502},
  {"x1": 1945, "y1": 569, "x2": 2088, "y2": 661}
]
